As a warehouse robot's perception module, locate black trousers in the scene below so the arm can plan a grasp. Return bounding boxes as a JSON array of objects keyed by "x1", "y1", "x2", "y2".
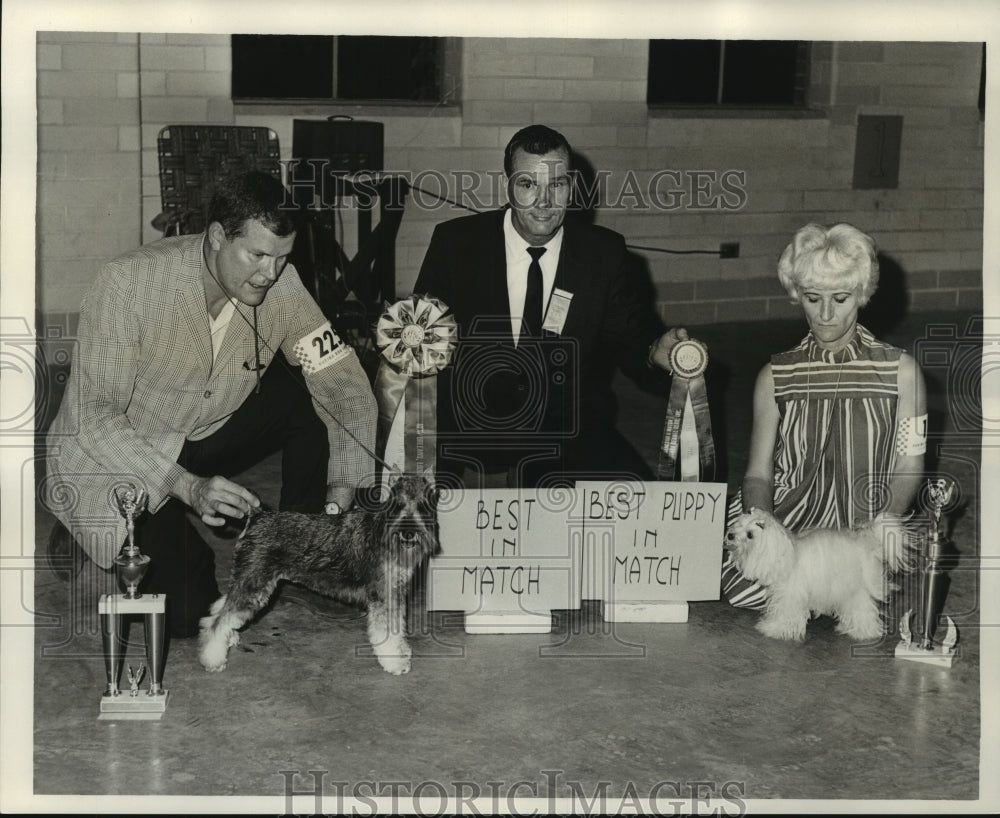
[{"x1": 122, "y1": 356, "x2": 328, "y2": 638}]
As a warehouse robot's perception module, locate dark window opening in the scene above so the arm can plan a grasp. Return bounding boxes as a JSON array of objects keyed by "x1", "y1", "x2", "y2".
[
  {"x1": 232, "y1": 34, "x2": 448, "y2": 103},
  {"x1": 647, "y1": 39, "x2": 809, "y2": 108}
]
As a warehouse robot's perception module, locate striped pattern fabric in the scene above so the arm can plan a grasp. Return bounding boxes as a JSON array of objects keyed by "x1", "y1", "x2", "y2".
[
  {"x1": 770, "y1": 326, "x2": 901, "y2": 530},
  {"x1": 44, "y1": 233, "x2": 376, "y2": 569},
  {"x1": 722, "y1": 326, "x2": 902, "y2": 609}
]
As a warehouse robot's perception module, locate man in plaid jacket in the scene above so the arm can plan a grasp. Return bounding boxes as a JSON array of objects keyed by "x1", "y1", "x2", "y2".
[{"x1": 44, "y1": 171, "x2": 376, "y2": 637}]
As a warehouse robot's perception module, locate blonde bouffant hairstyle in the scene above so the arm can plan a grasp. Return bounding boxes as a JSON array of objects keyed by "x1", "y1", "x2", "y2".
[{"x1": 777, "y1": 223, "x2": 880, "y2": 306}]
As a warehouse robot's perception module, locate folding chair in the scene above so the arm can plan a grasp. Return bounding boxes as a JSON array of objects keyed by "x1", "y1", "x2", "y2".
[{"x1": 151, "y1": 125, "x2": 282, "y2": 236}]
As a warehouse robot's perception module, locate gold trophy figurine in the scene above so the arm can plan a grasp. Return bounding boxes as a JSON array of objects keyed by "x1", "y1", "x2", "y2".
[
  {"x1": 113, "y1": 486, "x2": 150, "y2": 599},
  {"x1": 895, "y1": 478, "x2": 959, "y2": 667},
  {"x1": 98, "y1": 483, "x2": 170, "y2": 718}
]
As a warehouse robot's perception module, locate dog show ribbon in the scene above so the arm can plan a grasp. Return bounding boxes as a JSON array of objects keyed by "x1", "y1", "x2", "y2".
[
  {"x1": 374, "y1": 294, "x2": 456, "y2": 476},
  {"x1": 657, "y1": 338, "x2": 716, "y2": 482}
]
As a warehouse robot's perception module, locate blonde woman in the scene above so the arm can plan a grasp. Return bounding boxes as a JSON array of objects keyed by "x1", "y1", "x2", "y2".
[{"x1": 722, "y1": 223, "x2": 927, "y2": 609}]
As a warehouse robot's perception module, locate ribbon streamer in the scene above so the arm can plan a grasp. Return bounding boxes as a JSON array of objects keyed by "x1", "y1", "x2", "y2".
[
  {"x1": 374, "y1": 295, "x2": 456, "y2": 476},
  {"x1": 657, "y1": 339, "x2": 716, "y2": 482}
]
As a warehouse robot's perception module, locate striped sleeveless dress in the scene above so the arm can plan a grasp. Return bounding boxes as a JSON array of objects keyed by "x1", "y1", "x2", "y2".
[{"x1": 722, "y1": 326, "x2": 902, "y2": 608}]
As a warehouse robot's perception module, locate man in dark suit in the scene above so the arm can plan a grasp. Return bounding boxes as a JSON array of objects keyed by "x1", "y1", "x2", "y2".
[{"x1": 415, "y1": 124, "x2": 690, "y2": 488}]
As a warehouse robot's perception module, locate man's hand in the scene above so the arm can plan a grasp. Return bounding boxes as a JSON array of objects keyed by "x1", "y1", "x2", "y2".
[
  {"x1": 172, "y1": 473, "x2": 260, "y2": 526},
  {"x1": 648, "y1": 326, "x2": 692, "y2": 371}
]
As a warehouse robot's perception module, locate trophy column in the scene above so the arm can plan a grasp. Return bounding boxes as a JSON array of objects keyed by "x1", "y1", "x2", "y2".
[
  {"x1": 895, "y1": 478, "x2": 959, "y2": 667},
  {"x1": 100, "y1": 605, "x2": 125, "y2": 701},
  {"x1": 98, "y1": 485, "x2": 170, "y2": 719}
]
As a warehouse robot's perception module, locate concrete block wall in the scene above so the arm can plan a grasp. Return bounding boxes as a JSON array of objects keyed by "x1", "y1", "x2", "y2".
[
  {"x1": 137, "y1": 33, "x2": 234, "y2": 246},
  {"x1": 36, "y1": 32, "x2": 143, "y2": 317},
  {"x1": 37, "y1": 34, "x2": 984, "y2": 325}
]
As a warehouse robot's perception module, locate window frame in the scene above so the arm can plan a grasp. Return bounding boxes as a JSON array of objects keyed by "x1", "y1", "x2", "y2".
[
  {"x1": 646, "y1": 39, "x2": 813, "y2": 114},
  {"x1": 230, "y1": 34, "x2": 461, "y2": 108}
]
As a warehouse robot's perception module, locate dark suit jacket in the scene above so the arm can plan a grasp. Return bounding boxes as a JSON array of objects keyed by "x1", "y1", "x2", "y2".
[{"x1": 415, "y1": 208, "x2": 664, "y2": 480}]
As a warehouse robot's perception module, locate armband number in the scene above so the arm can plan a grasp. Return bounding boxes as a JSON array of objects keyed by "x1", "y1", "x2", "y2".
[
  {"x1": 293, "y1": 321, "x2": 351, "y2": 375},
  {"x1": 896, "y1": 414, "x2": 927, "y2": 457}
]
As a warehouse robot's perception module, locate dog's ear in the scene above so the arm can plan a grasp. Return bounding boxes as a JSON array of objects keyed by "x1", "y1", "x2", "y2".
[{"x1": 387, "y1": 467, "x2": 404, "y2": 487}]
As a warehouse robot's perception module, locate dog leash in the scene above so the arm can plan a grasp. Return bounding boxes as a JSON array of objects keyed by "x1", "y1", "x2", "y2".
[
  {"x1": 211, "y1": 282, "x2": 398, "y2": 476},
  {"x1": 250, "y1": 322, "x2": 398, "y2": 475}
]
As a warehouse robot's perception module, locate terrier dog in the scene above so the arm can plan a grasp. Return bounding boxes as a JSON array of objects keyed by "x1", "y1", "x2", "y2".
[
  {"x1": 198, "y1": 473, "x2": 439, "y2": 675},
  {"x1": 724, "y1": 508, "x2": 916, "y2": 642}
]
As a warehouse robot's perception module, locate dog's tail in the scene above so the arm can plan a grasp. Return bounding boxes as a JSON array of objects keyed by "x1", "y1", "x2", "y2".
[{"x1": 863, "y1": 513, "x2": 921, "y2": 572}]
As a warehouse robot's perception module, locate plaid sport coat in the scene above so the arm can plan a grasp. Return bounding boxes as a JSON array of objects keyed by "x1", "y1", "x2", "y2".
[{"x1": 44, "y1": 233, "x2": 376, "y2": 568}]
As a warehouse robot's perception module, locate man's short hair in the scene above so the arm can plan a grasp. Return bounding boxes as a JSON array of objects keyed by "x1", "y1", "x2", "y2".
[
  {"x1": 503, "y1": 125, "x2": 572, "y2": 175},
  {"x1": 207, "y1": 170, "x2": 297, "y2": 239}
]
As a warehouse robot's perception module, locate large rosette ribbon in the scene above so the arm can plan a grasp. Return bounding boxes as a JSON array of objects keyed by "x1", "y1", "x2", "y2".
[
  {"x1": 657, "y1": 338, "x2": 716, "y2": 482},
  {"x1": 374, "y1": 294, "x2": 456, "y2": 476}
]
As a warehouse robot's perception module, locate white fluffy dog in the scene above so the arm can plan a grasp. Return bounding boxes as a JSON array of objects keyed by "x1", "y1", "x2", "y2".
[{"x1": 724, "y1": 508, "x2": 916, "y2": 641}]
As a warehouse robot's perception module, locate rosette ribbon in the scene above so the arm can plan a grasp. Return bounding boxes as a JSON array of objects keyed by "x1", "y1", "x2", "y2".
[
  {"x1": 657, "y1": 339, "x2": 716, "y2": 482},
  {"x1": 374, "y1": 294, "x2": 456, "y2": 476}
]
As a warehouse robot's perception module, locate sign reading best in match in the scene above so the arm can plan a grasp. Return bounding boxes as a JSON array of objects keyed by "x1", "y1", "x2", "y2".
[
  {"x1": 427, "y1": 489, "x2": 580, "y2": 617},
  {"x1": 427, "y1": 482, "x2": 726, "y2": 617}
]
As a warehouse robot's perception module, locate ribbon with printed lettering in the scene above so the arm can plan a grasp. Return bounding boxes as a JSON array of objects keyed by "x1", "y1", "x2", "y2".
[
  {"x1": 657, "y1": 339, "x2": 716, "y2": 482},
  {"x1": 374, "y1": 294, "x2": 456, "y2": 476}
]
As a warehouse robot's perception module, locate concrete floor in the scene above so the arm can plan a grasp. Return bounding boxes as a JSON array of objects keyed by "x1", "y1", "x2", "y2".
[{"x1": 23, "y1": 311, "x2": 986, "y2": 812}]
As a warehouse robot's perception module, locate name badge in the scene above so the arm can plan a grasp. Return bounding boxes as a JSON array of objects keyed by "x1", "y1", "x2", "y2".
[
  {"x1": 293, "y1": 321, "x2": 352, "y2": 375},
  {"x1": 542, "y1": 288, "x2": 573, "y2": 335}
]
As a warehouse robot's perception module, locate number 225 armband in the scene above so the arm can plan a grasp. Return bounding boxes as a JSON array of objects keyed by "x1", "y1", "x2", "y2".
[{"x1": 293, "y1": 321, "x2": 352, "y2": 375}]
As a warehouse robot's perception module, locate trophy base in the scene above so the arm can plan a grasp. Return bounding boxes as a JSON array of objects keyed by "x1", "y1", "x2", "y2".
[
  {"x1": 894, "y1": 642, "x2": 957, "y2": 667},
  {"x1": 98, "y1": 689, "x2": 169, "y2": 720},
  {"x1": 98, "y1": 593, "x2": 165, "y2": 615}
]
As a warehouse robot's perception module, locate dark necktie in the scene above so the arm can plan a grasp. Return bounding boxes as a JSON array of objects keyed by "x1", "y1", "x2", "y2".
[{"x1": 521, "y1": 246, "x2": 546, "y2": 342}]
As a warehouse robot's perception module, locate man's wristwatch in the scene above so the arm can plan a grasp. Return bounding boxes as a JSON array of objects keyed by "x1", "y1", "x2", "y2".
[{"x1": 324, "y1": 501, "x2": 342, "y2": 516}]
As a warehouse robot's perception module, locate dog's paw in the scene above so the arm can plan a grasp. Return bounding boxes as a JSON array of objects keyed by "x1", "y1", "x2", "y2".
[
  {"x1": 197, "y1": 649, "x2": 229, "y2": 673},
  {"x1": 756, "y1": 616, "x2": 806, "y2": 641},
  {"x1": 835, "y1": 618, "x2": 884, "y2": 642},
  {"x1": 198, "y1": 629, "x2": 233, "y2": 673},
  {"x1": 377, "y1": 653, "x2": 412, "y2": 675},
  {"x1": 376, "y1": 641, "x2": 412, "y2": 675}
]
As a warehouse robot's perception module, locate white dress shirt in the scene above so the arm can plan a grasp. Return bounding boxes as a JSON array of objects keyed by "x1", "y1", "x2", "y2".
[{"x1": 503, "y1": 208, "x2": 563, "y2": 346}]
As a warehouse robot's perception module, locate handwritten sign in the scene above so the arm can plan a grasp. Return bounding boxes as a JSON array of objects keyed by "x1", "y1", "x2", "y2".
[
  {"x1": 576, "y1": 481, "x2": 726, "y2": 603},
  {"x1": 426, "y1": 489, "x2": 580, "y2": 622}
]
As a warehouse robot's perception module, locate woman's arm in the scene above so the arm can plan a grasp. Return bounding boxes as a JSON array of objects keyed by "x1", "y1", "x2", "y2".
[
  {"x1": 886, "y1": 352, "x2": 927, "y2": 514},
  {"x1": 741, "y1": 363, "x2": 780, "y2": 513}
]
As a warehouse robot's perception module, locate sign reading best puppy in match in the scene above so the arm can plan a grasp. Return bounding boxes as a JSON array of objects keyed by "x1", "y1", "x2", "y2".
[{"x1": 576, "y1": 481, "x2": 726, "y2": 603}]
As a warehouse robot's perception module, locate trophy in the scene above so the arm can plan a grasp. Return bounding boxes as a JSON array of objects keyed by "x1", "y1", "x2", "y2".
[
  {"x1": 895, "y1": 477, "x2": 959, "y2": 667},
  {"x1": 98, "y1": 484, "x2": 169, "y2": 718}
]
